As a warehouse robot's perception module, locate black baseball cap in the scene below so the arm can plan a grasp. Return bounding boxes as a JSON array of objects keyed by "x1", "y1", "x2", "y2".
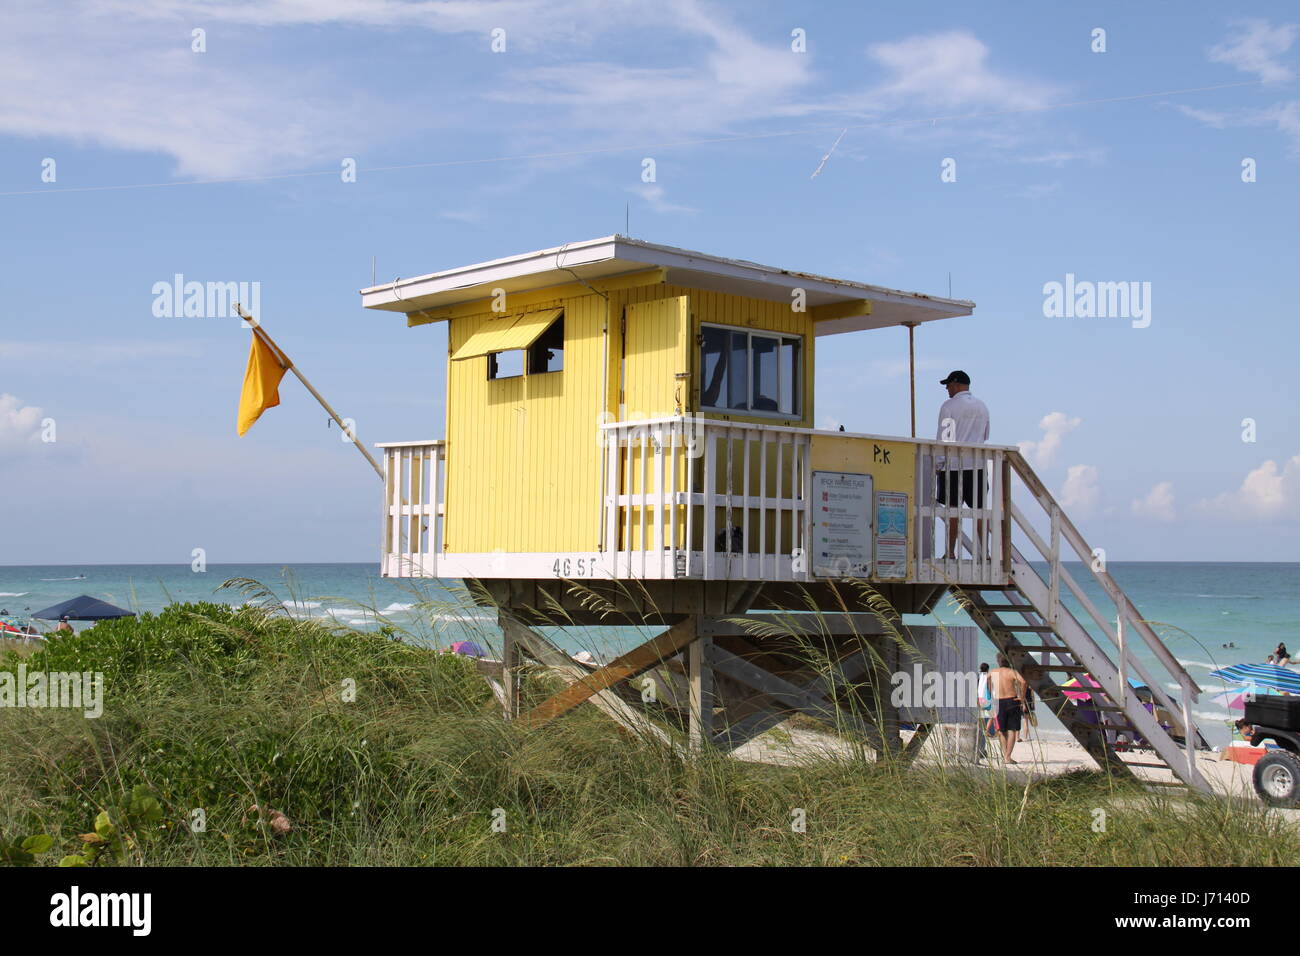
[{"x1": 940, "y1": 370, "x2": 970, "y2": 385}]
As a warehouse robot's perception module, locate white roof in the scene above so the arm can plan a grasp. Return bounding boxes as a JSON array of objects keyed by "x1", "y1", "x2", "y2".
[{"x1": 360, "y1": 235, "x2": 974, "y2": 335}]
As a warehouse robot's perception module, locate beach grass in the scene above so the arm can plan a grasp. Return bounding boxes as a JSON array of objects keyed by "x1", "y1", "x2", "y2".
[{"x1": 0, "y1": 587, "x2": 1297, "y2": 867}]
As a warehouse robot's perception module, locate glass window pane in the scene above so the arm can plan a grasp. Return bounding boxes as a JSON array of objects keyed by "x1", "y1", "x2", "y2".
[
  {"x1": 728, "y1": 332, "x2": 749, "y2": 410},
  {"x1": 752, "y1": 336, "x2": 778, "y2": 412},
  {"x1": 491, "y1": 350, "x2": 524, "y2": 378},
  {"x1": 700, "y1": 326, "x2": 729, "y2": 409},
  {"x1": 780, "y1": 338, "x2": 800, "y2": 415}
]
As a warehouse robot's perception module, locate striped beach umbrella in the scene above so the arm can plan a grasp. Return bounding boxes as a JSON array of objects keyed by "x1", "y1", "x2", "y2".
[{"x1": 1209, "y1": 663, "x2": 1300, "y2": 696}]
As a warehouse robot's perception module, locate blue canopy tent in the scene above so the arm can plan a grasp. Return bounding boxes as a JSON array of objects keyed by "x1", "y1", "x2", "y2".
[{"x1": 31, "y1": 595, "x2": 136, "y2": 621}]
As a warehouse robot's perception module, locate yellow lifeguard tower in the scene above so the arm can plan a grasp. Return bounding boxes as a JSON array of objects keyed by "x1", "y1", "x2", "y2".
[{"x1": 363, "y1": 236, "x2": 1209, "y2": 791}]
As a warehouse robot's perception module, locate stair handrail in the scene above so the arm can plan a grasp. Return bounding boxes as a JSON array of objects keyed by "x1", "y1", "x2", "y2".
[{"x1": 1006, "y1": 450, "x2": 1201, "y2": 701}]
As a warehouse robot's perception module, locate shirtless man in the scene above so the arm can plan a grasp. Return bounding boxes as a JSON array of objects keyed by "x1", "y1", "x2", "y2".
[{"x1": 988, "y1": 654, "x2": 1027, "y2": 764}]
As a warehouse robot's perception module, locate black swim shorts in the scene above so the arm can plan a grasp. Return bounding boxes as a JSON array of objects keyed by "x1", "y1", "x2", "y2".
[
  {"x1": 997, "y1": 697, "x2": 1022, "y2": 733},
  {"x1": 935, "y1": 468, "x2": 986, "y2": 508}
]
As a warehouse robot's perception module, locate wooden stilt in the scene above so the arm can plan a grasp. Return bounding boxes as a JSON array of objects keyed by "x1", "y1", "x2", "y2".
[
  {"x1": 500, "y1": 613, "x2": 522, "y2": 719},
  {"x1": 688, "y1": 632, "x2": 713, "y2": 750}
]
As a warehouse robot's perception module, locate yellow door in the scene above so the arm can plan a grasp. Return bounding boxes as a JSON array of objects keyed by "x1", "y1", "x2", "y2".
[{"x1": 622, "y1": 296, "x2": 687, "y2": 419}]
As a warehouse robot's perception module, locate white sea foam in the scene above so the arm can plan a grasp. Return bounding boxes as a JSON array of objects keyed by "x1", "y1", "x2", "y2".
[
  {"x1": 381, "y1": 602, "x2": 415, "y2": 613},
  {"x1": 1176, "y1": 659, "x2": 1216, "y2": 671},
  {"x1": 0, "y1": 592, "x2": 28, "y2": 597},
  {"x1": 431, "y1": 611, "x2": 493, "y2": 623},
  {"x1": 1195, "y1": 710, "x2": 1233, "y2": 722}
]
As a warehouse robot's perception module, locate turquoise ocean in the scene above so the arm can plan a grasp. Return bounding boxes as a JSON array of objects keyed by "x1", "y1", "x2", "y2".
[{"x1": 2, "y1": 562, "x2": 1295, "y2": 747}]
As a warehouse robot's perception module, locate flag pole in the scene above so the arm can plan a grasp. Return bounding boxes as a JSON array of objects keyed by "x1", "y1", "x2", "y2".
[{"x1": 236, "y1": 305, "x2": 385, "y2": 481}]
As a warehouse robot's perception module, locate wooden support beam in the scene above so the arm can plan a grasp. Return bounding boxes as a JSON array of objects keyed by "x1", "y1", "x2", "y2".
[
  {"x1": 688, "y1": 635, "x2": 713, "y2": 751},
  {"x1": 810, "y1": 299, "x2": 872, "y2": 323},
  {"x1": 897, "y1": 724, "x2": 934, "y2": 769},
  {"x1": 697, "y1": 612, "x2": 891, "y2": 638},
  {"x1": 516, "y1": 616, "x2": 698, "y2": 730},
  {"x1": 705, "y1": 642, "x2": 877, "y2": 741},
  {"x1": 500, "y1": 615, "x2": 523, "y2": 719},
  {"x1": 504, "y1": 614, "x2": 682, "y2": 749}
]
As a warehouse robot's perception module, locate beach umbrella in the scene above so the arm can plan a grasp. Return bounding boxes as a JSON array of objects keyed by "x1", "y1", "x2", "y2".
[
  {"x1": 448, "y1": 640, "x2": 486, "y2": 658},
  {"x1": 30, "y1": 595, "x2": 135, "y2": 621},
  {"x1": 1061, "y1": 674, "x2": 1102, "y2": 701},
  {"x1": 1209, "y1": 663, "x2": 1300, "y2": 696},
  {"x1": 1209, "y1": 688, "x2": 1249, "y2": 712},
  {"x1": 1060, "y1": 675, "x2": 1148, "y2": 702}
]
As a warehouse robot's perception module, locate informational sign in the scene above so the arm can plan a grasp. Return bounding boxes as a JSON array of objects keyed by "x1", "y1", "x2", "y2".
[
  {"x1": 874, "y1": 490, "x2": 909, "y2": 579},
  {"x1": 812, "y1": 471, "x2": 873, "y2": 577}
]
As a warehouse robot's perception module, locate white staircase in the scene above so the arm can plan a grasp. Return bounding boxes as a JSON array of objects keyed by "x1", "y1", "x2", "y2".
[{"x1": 947, "y1": 452, "x2": 1211, "y2": 794}]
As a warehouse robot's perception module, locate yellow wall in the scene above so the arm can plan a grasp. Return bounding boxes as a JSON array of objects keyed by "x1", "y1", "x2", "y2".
[
  {"x1": 440, "y1": 280, "x2": 821, "y2": 555},
  {"x1": 443, "y1": 291, "x2": 608, "y2": 553},
  {"x1": 811, "y1": 434, "x2": 916, "y2": 578}
]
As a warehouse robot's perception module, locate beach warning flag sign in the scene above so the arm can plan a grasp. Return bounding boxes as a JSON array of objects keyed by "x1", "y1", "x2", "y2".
[{"x1": 237, "y1": 332, "x2": 288, "y2": 435}]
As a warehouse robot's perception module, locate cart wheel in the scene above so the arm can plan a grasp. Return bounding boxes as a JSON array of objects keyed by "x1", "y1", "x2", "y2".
[{"x1": 1253, "y1": 750, "x2": 1300, "y2": 807}]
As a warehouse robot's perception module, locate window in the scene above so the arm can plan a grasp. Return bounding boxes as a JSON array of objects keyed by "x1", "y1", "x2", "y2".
[
  {"x1": 485, "y1": 311, "x2": 563, "y2": 380},
  {"x1": 487, "y1": 350, "x2": 524, "y2": 379},
  {"x1": 527, "y1": 313, "x2": 563, "y2": 374},
  {"x1": 700, "y1": 324, "x2": 801, "y2": 417}
]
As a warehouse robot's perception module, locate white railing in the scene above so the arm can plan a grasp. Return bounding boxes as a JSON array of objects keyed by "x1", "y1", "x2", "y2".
[
  {"x1": 1005, "y1": 450, "x2": 1205, "y2": 778},
  {"x1": 912, "y1": 441, "x2": 1010, "y2": 586},
  {"x1": 378, "y1": 440, "x2": 445, "y2": 578},
  {"x1": 600, "y1": 417, "x2": 813, "y2": 580},
  {"x1": 600, "y1": 417, "x2": 1010, "y2": 584}
]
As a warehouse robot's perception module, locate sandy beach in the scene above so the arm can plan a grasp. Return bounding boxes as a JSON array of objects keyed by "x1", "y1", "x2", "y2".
[{"x1": 733, "y1": 720, "x2": 1284, "y2": 809}]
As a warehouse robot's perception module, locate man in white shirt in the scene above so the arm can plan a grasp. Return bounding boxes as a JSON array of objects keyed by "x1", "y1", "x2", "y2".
[{"x1": 936, "y1": 370, "x2": 990, "y2": 559}]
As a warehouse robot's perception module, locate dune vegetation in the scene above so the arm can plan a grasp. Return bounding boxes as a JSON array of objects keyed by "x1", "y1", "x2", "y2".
[{"x1": 0, "y1": 581, "x2": 1296, "y2": 867}]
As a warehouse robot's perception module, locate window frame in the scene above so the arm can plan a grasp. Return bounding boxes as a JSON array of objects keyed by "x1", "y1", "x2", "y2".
[
  {"x1": 485, "y1": 311, "x2": 564, "y2": 380},
  {"x1": 698, "y1": 321, "x2": 803, "y2": 420}
]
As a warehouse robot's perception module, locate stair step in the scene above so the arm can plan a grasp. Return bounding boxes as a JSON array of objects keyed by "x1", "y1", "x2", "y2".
[
  {"x1": 1028, "y1": 664, "x2": 1090, "y2": 673},
  {"x1": 990, "y1": 624, "x2": 1057, "y2": 632},
  {"x1": 1119, "y1": 761, "x2": 1174, "y2": 770},
  {"x1": 1010, "y1": 645, "x2": 1073, "y2": 654},
  {"x1": 975, "y1": 604, "x2": 1039, "y2": 612}
]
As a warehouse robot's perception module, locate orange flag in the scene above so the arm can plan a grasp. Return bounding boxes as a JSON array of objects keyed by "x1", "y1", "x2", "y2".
[{"x1": 236, "y1": 333, "x2": 287, "y2": 435}]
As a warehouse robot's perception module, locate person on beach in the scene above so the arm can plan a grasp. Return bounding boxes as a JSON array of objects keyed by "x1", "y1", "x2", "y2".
[
  {"x1": 1274, "y1": 643, "x2": 1290, "y2": 665},
  {"x1": 976, "y1": 662, "x2": 993, "y2": 758},
  {"x1": 935, "y1": 370, "x2": 990, "y2": 560},
  {"x1": 988, "y1": 655, "x2": 1027, "y2": 764},
  {"x1": 55, "y1": 616, "x2": 73, "y2": 633}
]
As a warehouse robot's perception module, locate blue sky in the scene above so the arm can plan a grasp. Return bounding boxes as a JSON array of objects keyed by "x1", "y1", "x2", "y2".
[{"x1": 1, "y1": 0, "x2": 1297, "y2": 564}]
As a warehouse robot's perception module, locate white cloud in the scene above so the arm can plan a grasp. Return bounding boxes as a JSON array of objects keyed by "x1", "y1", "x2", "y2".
[
  {"x1": 1209, "y1": 19, "x2": 1298, "y2": 84},
  {"x1": 1179, "y1": 21, "x2": 1300, "y2": 157},
  {"x1": 0, "y1": 2, "x2": 1066, "y2": 185},
  {"x1": 1198, "y1": 456, "x2": 1300, "y2": 520},
  {"x1": 1013, "y1": 147, "x2": 1106, "y2": 166},
  {"x1": 0, "y1": 394, "x2": 45, "y2": 451},
  {"x1": 1131, "y1": 481, "x2": 1176, "y2": 522},
  {"x1": 865, "y1": 31, "x2": 1058, "y2": 112},
  {"x1": 1060, "y1": 464, "x2": 1100, "y2": 515},
  {"x1": 630, "y1": 183, "x2": 697, "y2": 214},
  {"x1": 1018, "y1": 411, "x2": 1081, "y2": 467}
]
